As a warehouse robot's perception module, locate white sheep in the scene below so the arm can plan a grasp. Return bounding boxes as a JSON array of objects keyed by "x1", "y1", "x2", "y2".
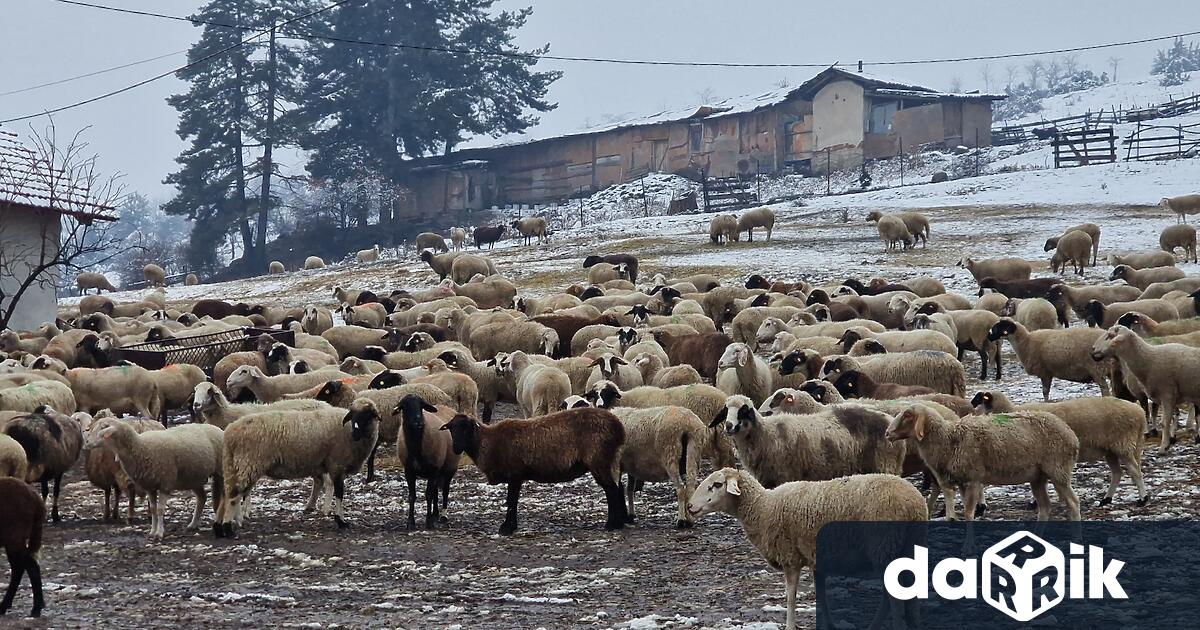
[
  {"x1": 1160, "y1": 193, "x2": 1200, "y2": 223},
  {"x1": 500, "y1": 351, "x2": 572, "y2": 418},
  {"x1": 356, "y1": 244, "x2": 381, "y2": 263},
  {"x1": 607, "y1": 405, "x2": 708, "y2": 528},
  {"x1": 715, "y1": 343, "x2": 772, "y2": 406}
]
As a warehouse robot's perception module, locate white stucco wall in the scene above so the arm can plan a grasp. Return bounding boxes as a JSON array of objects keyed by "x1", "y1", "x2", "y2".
[
  {"x1": 0, "y1": 206, "x2": 61, "y2": 331},
  {"x1": 812, "y1": 79, "x2": 865, "y2": 151}
]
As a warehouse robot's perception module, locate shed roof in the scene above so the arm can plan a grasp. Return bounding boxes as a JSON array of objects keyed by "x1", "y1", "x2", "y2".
[{"x1": 0, "y1": 128, "x2": 117, "y2": 222}]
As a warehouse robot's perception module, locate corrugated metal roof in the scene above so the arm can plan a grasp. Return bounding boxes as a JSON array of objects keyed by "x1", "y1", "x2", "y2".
[{"x1": 0, "y1": 128, "x2": 118, "y2": 222}]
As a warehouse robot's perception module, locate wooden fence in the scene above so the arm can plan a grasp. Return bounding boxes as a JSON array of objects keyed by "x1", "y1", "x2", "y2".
[
  {"x1": 1053, "y1": 128, "x2": 1117, "y2": 168},
  {"x1": 701, "y1": 174, "x2": 759, "y2": 213},
  {"x1": 1124, "y1": 121, "x2": 1200, "y2": 161},
  {"x1": 992, "y1": 91, "x2": 1200, "y2": 146}
]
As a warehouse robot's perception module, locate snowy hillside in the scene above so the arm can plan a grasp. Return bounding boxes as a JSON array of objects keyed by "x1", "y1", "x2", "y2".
[{"x1": 1014, "y1": 75, "x2": 1198, "y2": 124}]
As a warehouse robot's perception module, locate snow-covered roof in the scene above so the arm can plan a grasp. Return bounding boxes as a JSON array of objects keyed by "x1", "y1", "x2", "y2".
[
  {"x1": 0, "y1": 128, "x2": 117, "y2": 222},
  {"x1": 871, "y1": 88, "x2": 1008, "y2": 100}
]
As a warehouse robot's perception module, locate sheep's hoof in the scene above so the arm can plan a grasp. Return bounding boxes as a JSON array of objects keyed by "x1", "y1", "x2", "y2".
[
  {"x1": 212, "y1": 523, "x2": 225, "y2": 538},
  {"x1": 604, "y1": 520, "x2": 625, "y2": 531},
  {"x1": 425, "y1": 518, "x2": 437, "y2": 530},
  {"x1": 975, "y1": 504, "x2": 988, "y2": 518},
  {"x1": 1170, "y1": 436, "x2": 1179, "y2": 445},
  {"x1": 623, "y1": 514, "x2": 636, "y2": 525},
  {"x1": 405, "y1": 520, "x2": 417, "y2": 531},
  {"x1": 676, "y1": 520, "x2": 694, "y2": 529},
  {"x1": 1136, "y1": 496, "x2": 1150, "y2": 507},
  {"x1": 51, "y1": 511, "x2": 61, "y2": 523},
  {"x1": 498, "y1": 522, "x2": 517, "y2": 536},
  {"x1": 1025, "y1": 500, "x2": 1037, "y2": 510},
  {"x1": 1146, "y1": 427, "x2": 1159, "y2": 437},
  {"x1": 302, "y1": 506, "x2": 315, "y2": 514},
  {"x1": 335, "y1": 517, "x2": 349, "y2": 530},
  {"x1": 438, "y1": 515, "x2": 449, "y2": 524},
  {"x1": 1098, "y1": 497, "x2": 1113, "y2": 507}
]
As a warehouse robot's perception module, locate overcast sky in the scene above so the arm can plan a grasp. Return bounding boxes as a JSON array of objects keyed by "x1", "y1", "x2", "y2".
[{"x1": 4, "y1": 0, "x2": 1199, "y2": 199}]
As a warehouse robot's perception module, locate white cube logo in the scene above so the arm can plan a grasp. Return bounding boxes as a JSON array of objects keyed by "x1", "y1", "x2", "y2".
[{"x1": 982, "y1": 531, "x2": 1065, "y2": 621}]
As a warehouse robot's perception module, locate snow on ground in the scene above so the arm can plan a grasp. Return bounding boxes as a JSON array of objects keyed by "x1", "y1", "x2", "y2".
[{"x1": 1012, "y1": 75, "x2": 1199, "y2": 125}]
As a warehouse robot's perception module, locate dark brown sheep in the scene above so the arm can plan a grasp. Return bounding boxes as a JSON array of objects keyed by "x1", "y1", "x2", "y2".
[
  {"x1": 0, "y1": 478, "x2": 44, "y2": 618},
  {"x1": 533, "y1": 313, "x2": 622, "y2": 358},
  {"x1": 393, "y1": 395, "x2": 460, "y2": 530},
  {"x1": 583, "y1": 254, "x2": 640, "y2": 283},
  {"x1": 806, "y1": 289, "x2": 866, "y2": 320},
  {"x1": 831, "y1": 370, "x2": 936, "y2": 400},
  {"x1": 842, "y1": 277, "x2": 910, "y2": 295},
  {"x1": 650, "y1": 330, "x2": 732, "y2": 379},
  {"x1": 976, "y1": 277, "x2": 1060, "y2": 299},
  {"x1": 441, "y1": 409, "x2": 626, "y2": 534},
  {"x1": 777, "y1": 350, "x2": 826, "y2": 380},
  {"x1": 190, "y1": 299, "x2": 243, "y2": 319},
  {"x1": 473, "y1": 225, "x2": 506, "y2": 250},
  {"x1": 744, "y1": 274, "x2": 806, "y2": 294}
]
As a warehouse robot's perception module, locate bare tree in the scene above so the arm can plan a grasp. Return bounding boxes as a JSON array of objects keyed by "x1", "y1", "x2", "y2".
[
  {"x1": 948, "y1": 76, "x2": 964, "y2": 93},
  {"x1": 695, "y1": 86, "x2": 717, "y2": 104},
  {"x1": 1062, "y1": 54, "x2": 1080, "y2": 76},
  {"x1": 1004, "y1": 64, "x2": 1018, "y2": 89},
  {"x1": 1025, "y1": 59, "x2": 1044, "y2": 90},
  {"x1": 1045, "y1": 58, "x2": 1064, "y2": 91},
  {"x1": 979, "y1": 64, "x2": 994, "y2": 92},
  {"x1": 1107, "y1": 56, "x2": 1122, "y2": 82},
  {"x1": 0, "y1": 122, "x2": 128, "y2": 330}
]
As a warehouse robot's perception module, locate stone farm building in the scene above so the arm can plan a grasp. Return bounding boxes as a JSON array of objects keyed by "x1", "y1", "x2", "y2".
[
  {"x1": 0, "y1": 129, "x2": 117, "y2": 330},
  {"x1": 398, "y1": 67, "x2": 1003, "y2": 218}
]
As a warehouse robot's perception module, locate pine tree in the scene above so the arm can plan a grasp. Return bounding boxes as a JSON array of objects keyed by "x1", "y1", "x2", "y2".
[
  {"x1": 164, "y1": 0, "x2": 314, "y2": 272},
  {"x1": 1151, "y1": 37, "x2": 1197, "y2": 87},
  {"x1": 296, "y1": 0, "x2": 559, "y2": 195}
]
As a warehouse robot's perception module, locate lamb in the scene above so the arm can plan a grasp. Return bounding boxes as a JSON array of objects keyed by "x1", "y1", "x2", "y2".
[
  {"x1": 1159, "y1": 224, "x2": 1197, "y2": 262},
  {"x1": 441, "y1": 409, "x2": 626, "y2": 534},
  {"x1": 831, "y1": 370, "x2": 936, "y2": 400},
  {"x1": 76, "y1": 271, "x2": 116, "y2": 294},
  {"x1": 143, "y1": 264, "x2": 166, "y2": 288},
  {"x1": 1092, "y1": 325, "x2": 1200, "y2": 452},
  {"x1": 500, "y1": 351, "x2": 572, "y2": 418},
  {"x1": 392, "y1": 394, "x2": 460, "y2": 529},
  {"x1": 86, "y1": 420, "x2": 223, "y2": 540},
  {"x1": 1000, "y1": 297, "x2": 1058, "y2": 332},
  {"x1": 685, "y1": 468, "x2": 926, "y2": 630},
  {"x1": 1160, "y1": 193, "x2": 1200, "y2": 223},
  {"x1": 820, "y1": 352, "x2": 966, "y2": 396},
  {"x1": 708, "y1": 214, "x2": 739, "y2": 244},
  {"x1": 441, "y1": 275, "x2": 517, "y2": 309},
  {"x1": 957, "y1": 256, "x2": 1032, "y2": 282},
  {"x1": 1044, "y1": 222, "x2": 1100, "y2": 266},
  {"x1": 340, "y1": 303, "x2": 387, "y2": 329},
  {"x1": 0, "y1": 434, "x2": 27, "y2": 480},
  {"x1": 226, "y1": 365, "x2": 352, "y2": 403},
  {"x1": 710, "y1": 395, "x2": 906, "y2": 487},
  {"x1": 268, "y1": 260, "x2": 285, "y2": 275},
  {"x1": 470, "y1": 320, "x2": 558, "y2": 359},
  {"x1": 1048, "y1": 229, "x2": 1092, "y2": 274},
  {"x1": 0, "y1": 478, "x2": 45, "y2": 617},
  {"x1": 219, "y1": 399, "x2": 380, "y2": 536},
  {"x1": 885, "y1": 404, "x2": 1081, "y2": 521},
  {"x1": 473, "y1": 225, "x2": 506, "y2": 249},
  {"x1": 971, "y1": 390, "x2": 1148, "y2": 506},
  {"x1": 449, "y1": 254, "x2": 494, "y2": 285},
  {"x1": 356, "y1": 244, "x2": 381, "y2": 263},
  {"x1": 185, "y1": 273, "x2": 199, "y2": 286},
  {"x1": 1110, "y1": 263, "x2": 1185, "y2": 290},
  {"x1": 1108, "y1": 250, "x2": 1177, "y2": 269},
  {"x1": 875, "y1": 214, "x2": 913, "y2": 251},
  {"x1": 449, "y1": 227, "x2": 468, "y2": 251},
  {"x1": 0, "y1": 330, "x2": 48, "y2": 356},
  {"x1": 715, "y1": 343, "x2": 773, "y2": 406},
  {"x1": 1045, "y1": 282, "x2": 1141, "y2": 325},
  {"x1": 0, "y1": 379, "x2": 75, "y2": 416},
  {"x1": 987, "y1": 319, "x2": 1110, "y2": 400},
  {"x1": 303, "y1": 256, "x2": 325, "y2": 270},
  {"x1": 582, "y1": 254, "x2": 639, "y2": 283},
  {"x1": 867, "y1": 210, "x2": 930, "y2": 247},
  {"x1": 650, "y1": 330, "x2": 732, "y2": 379},
  {"x1": 4, "y1": 406, "x2": 83, "y2": 522},
  {"x1": 584, "y1": 380, "x2": 735, "y2": 467},
  {"x1": 737, "y1": 207, "x2": 776, "y2": 242},
  {"x1": 419, "y1": 250, "x2": 462, "y2": 279},
  {"x1": 1083, "y1": 298, "x2": 1179, "y2": 329},
  {"x1": 606, "y1": 406, "x2": 707, "y2": 528},
  {"x1": 436, "y1": 349, "x2": 514, "y2": 423}
]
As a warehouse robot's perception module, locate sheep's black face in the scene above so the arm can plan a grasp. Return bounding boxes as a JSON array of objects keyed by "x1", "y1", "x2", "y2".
[
  {"x1": 1115, "y1": 312, "x2": 1140, "y2": 329},
  {"x1": 799, "y1": 381, "x2": 828, "y2": 403},
  {"x1": 744, "y1": 274, "x2": 767, "y2": 290},
  {"x1": 659, "y1": 287, "x2": 681, "y2": 303},
  {"x1": 443, "y1": 415, "x2": 476, "y2": 454},
  {"x1": 315, "y1": 381, "x2": 342, "y2": 402},
  {"x1": 579, "y1": 287, "x2": 605, "y2": 301},
  {"x1": 806, "y1": 289, "x2": 828, "y2": 306},
  {"x1": 267, "y1": 345, "x2": 289, "y2": 363},
  {"x1": 355, "y1": 291, "x2": 378, "y2": 306},
  {"x1": 832, "y1": 372, "x2": 859, "y2": 398},
  {"x1": 916, "y1": 302, "x2": 939, "y2": 316},
  {"x1": 861, "y1": 340, "x2": 887, "y2": 355},
  {"x1": 750, "y1": 294, "x2": 770, "y2": 308},
  {"x1": 587, "y1": 384, "x2": 620, "y2": 409},
  {"x1": 81, "y1": 315, "x2": 101, "y2": 331},
  {"x1": 438, "y1": 351, "x2": 460, "y2": 368},
  {"x1": 842, "y1": 278, "x2": 865, "y2": 293},
  {"x1": 369, "y1": 371, "x2": 403, "y2": 390},
  {"x1": 617, "y1": 328, "x2": 638, "y2": 347},
  {"x1": 779, "y1": 352, "x2": 803, "y2": 376},
  {"x1": 723, "y1": 404, "x2": 757, "y2": 435},
  {"x1": 345, "y1": 406, "x2": 379, "y2": 441},
  {"x1": 986, "y1": 320, "x2": 1017, "y2": 342},
  {"x1": 397, "y1": 394, "x2": 437, "y2": 429},
  {"x1": 582, "y1": 255, "x2": 602, "y2": 269},
  {"x1": 969, "y1": 391, "x2": 993, "y2": 409},
  {"x1": 1043, "y1": 238, "x2": 1057, "y2": 252},
  {"x1": 361, "y1": 346, "x2": 387, "y2": 362},
  {"x1": 839, "y1": 331, "x2": 861, "y2": 354},
  {"x1": 811, "y1": 306, "x2": 829, "y2": 322},
  {"x1": 821, "y1": 357, "x2": 844, "y2": 378}
]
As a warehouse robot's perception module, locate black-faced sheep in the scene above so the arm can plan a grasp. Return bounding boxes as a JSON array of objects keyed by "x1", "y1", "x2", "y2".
[
  {"x1": 441, "y1": 409, "x2": 626, "y2": 534},
  {"x1": 582, "y1": 254, "x2": 639, "y2": 283},
  {"x1": 393, "y1": 395, "x2": 460, "y2": 529},
  {"x1": 473, "y1": 225, "x2": 506, "y2": 249},
  {"x1": 987, "y1": 319, "x2": 1109, "y2": 400},
  {"x1": 3, "y1": 406, "x2": 83, "y2": 522}
]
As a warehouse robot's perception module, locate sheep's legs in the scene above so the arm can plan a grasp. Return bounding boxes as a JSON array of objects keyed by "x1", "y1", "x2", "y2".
[
  {"x1": 1160, "y1": 396, "x2": 1178, "y2": 453},
  {"x1": 1, "y1": 549, "x2": 25, "y2": 616},
  {"x1": 102, "y1": 488, "x2": 112, "y2": 520},
  {"x1": 961, "y1": 483, "x2": 983, "y2": 522},
  {"x1": 405, "y1": 472, "x2": 418, "y2": 530},
  {"x1": 500, "y1": 481, "x2": 522, "y2": 535},
  {"x1": 784, "y1": 570, "x2": 798, "y2": 630},
  {"x1": 1099, "y1": 454, "x2": 1123, "y2": 506},
  {"x1": 424, "y1": 476, "x2": 439, "y2": 529},
  {"x1": 623, "y1": 474, "x2": 637, "y2": 525},
  {"x1": 975, "y1": 347, "x2": 988, "y2": 380},
  {"x1": 187, "y1": 489, "x2": 206, "y2": 531},
  {"x1": 363, "y1": 441, "x2": 381, "y2": 483},
  {"x1": 593, "y1": 468, "x2": 627, "y2": 530},
  {"x1": 303, "y1": 477, "x2": 323, "y2": 513},
  {"x1": 25, "y1": 555, "x2": 41, "y2": 618},
  {"x1": 331, "y1": 477, "x2": 347, "y2": 529},
  {"x1": 1030, "y1": 479, "x2": 1051, "y2": 521},
  {"x1": 1052, "y1": 478, "x2": 1082, "y2": 521},
  {"x1": 1040, "y1": 377, "x2": 1053, "y2": 402},
  {"x1": 147, "y1": 491, "x2": 161, "y2": 540},
  {"x1": 1124, "y1": 458, "x2": 1149, "y2": 507}
]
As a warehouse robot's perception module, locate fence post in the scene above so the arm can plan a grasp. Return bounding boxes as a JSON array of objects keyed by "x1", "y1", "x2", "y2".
[
  {"x1": 974, "y1": 129, "x2": 980, "y2": 177},
  {"x1": 579, "y1": 188, "x2": 585, "y2": 228},
  {"x1": 1179, "y1": 125, "x2": 1184, "y2": 158},
  {"x1": 899, "y1": 137, "x2": 904, "y2": 186},
  {"x1": 641, "y1": 175, "x2": 648, "y2": 218},
  {"x1": 825, "y1": 148, "x2": 831, "y2": 196}
]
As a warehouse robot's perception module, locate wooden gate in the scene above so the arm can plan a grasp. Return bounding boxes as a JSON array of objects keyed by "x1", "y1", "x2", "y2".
[
  {"x1": 701, "y1": 174, "x2": 759, "y2": 212},
  {"x1": 1052, "y1": 127, "x2": 1116, "y2": 168},
  {"x1": 1124, "y1": 121, "x2": 1200, "y2": 161}
]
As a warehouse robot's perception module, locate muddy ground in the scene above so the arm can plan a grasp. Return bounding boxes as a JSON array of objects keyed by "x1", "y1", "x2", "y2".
[{"x1": 21, "y1": 202, "x2": 1200, "y2": 629}]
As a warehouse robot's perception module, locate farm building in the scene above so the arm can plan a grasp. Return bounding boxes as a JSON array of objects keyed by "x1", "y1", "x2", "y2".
[
  {"x1": 396, "y1": 67, "x2": 1004, "y2": 217},
  {"x1": 0, "y1": 129, "x2": 117, "y2": 330}
]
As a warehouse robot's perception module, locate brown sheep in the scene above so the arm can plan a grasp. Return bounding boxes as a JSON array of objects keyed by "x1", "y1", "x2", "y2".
[
  {"x1": 0, "y1": 478, "x2": 44, "y2": 617},
  {"x1": 1160, "y1": 224, "x2": 1198, "y2": 263},
  {"x1": 650, "y1": 330, "x2": 732, "y2": 379}
]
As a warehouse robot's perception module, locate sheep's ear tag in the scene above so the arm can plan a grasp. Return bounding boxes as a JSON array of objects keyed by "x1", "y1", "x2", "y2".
[
  {"x1": 992, "y1": 413, "x2": 1013, "y2": 426},
  {"x1": 726, "y1": 476, "x2": 741, "y2": 496}
]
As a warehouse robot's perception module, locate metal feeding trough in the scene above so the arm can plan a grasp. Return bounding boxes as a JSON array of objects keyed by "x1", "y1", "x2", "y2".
[{"x1": 114, "y1": 327, "x2": 293, "y2": 373}]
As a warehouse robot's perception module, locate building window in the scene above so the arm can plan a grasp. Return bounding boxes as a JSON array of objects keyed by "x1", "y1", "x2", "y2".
[
  {"x1": 868, "y1": 100, "x2": 900, "y2": 133},
  {"x1": 689, "y1": 123, "x2": 702, "y2": 152}
]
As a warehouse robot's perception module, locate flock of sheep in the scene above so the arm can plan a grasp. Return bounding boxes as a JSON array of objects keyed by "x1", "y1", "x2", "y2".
[{"x1": 3, "y1": 196, "x2": 1200, "y2": 628}]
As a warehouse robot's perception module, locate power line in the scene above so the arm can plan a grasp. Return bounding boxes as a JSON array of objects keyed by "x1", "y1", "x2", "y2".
[
  {"x1": 1, "y1": 0, "x2": 354, "y2": 124},
  {"x1": 47, "y1": 0, "x2": 1200, "y2": 68},
  {"x1": 0, "y1": 48, "x2": 187, "y2": 97}
]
